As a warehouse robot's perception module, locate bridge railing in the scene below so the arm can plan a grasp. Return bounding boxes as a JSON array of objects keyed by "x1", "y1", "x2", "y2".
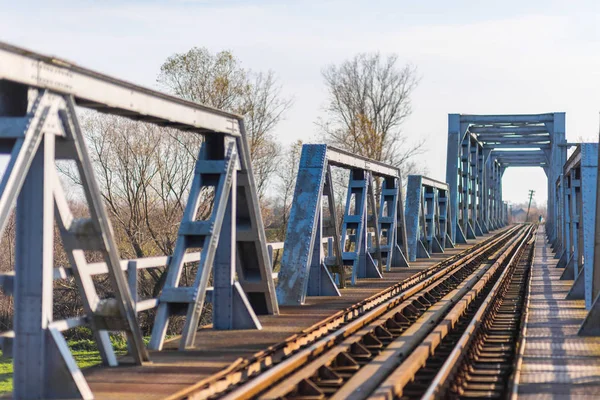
[
  {"x1": 0, "y1": 237, "x2": 332, "y2": 357},
  {"x1": 0, "y1": 40, "x2": 278, "y2": 398},
  {"x1": 553, "y1": 144, "x2": 598, "y2": 310},
  {"x1": 276, "y1": 144, "x2": 410, "y2": 306}
]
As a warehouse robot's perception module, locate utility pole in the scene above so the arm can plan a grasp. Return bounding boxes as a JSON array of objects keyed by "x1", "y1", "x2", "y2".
[{"x1": 525, "y1": 189, "x2": 535, "y2": 222}]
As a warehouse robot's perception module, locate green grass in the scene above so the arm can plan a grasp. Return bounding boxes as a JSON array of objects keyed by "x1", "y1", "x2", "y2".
[
  {"x1": 0, "y1": 353, "x2": 11, "y2": 395},
  {"x1": 0, "y1": 340, "x2": 128, "y2": 395}
]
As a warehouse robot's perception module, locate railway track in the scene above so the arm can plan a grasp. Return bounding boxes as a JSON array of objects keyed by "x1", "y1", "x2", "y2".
[
  {"x1": 372, "y1": 226, "x2": 535, "y2": 400},
  {"x1": 168, "y1": 224, "x2": 535, "y2": 400}
]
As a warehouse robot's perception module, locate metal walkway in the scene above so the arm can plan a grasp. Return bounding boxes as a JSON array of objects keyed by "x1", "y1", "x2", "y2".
[{"x1": 515, "y1": 226, "x2": 600, "y2": 398}]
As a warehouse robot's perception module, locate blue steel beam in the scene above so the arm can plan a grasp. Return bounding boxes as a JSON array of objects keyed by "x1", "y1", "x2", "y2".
[
  {"x1": 460, "y1": 114, "x2": 555, "y2": 123},
  {"x1": 470, "y1": 126, "x2": 549, "y2": 134},
  {"x1": 446, "y1": 114, "x2": 465, "y2": 244},
  {"x1": 554, "y1": 175, "x2": 566, "y2": 258},
  {"x1": 276, "y1": 145, "x2": 337, "y2": 306},
  {"x1": 486, "y1": 145, "x2": 551, "y2": 150},
  {"x1": 475, "y1": 134, "x2": 549, "y2": 140},
  {"x1": 447, "y1": 112, "x2": 565, "y2": 244},
  {"x1": 556, "y1": 145, "x2": 599, "y2": 310},
  {"x1": 378, "y1": 177, "x2": 408, "y2": 270},
  {"x1": 577, "y1": 144, "x2": 597, "y2": 309},
  {"x1": 563, "y1": 159, "x2": 582, "y2": 292},
  {"x1": 548, "y1": 113, "x2": 567, "y2": 244},
  {"x1": 580, "y1": 144, "x2": 600, "y2": 335},
  {"x1": 405, "y1": 176, "x2": 454, "y2": 261},
  {"x1": 277, "y1": 144, "x2": 409, "y2": 305}
]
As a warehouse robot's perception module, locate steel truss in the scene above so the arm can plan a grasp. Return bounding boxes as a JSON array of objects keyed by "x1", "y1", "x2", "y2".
[
  {"x1": 0, "y1": 41, "x2": 277, "y2": 398},
  {"x1": 558, "y1": 145, "x2": 596, "y2": 302},
  {"x1": 276, "y1": 144, "x2": 409, "y2": 306},
  {"x1": 558, "y1": 144, "x2": 600, "y2": 336},
  {"x1": 447, "y1": 113, "x2": 567, "y2": 244},
  {"x1": 404, "y1": 175, "x2": 455, "y2": 261}
]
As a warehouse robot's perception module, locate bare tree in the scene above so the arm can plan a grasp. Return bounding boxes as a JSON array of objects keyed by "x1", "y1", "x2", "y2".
[
  {"x1": 158, "y1": 47, "x2": 292, "y2": 198},
  {"x1": 276, "y1": 140, "x2": 303, "y2": 240},
  {"x1": 317, "y1": 53, "x2": 423, "y2": 173},
  {"x1": 62, "y1": 113, "x2": 202, "y2": 298}
]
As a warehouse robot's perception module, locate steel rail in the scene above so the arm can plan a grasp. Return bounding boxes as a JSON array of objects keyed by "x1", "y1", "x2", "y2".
[
  {"x1": 339, "y1": 226, "x2": 531, "y2": 400},
  {"x1": 369, "y1": 225, "x2": 534, "y2": 399},
  {"x1": 166, "y1": 227, "x2": 519, "y2": 400},
  {"x1": 259, "y1": 249, "x2": 503, "y2": 400},
  {"x1": 420, "y1": 229, "x2": 535, "y2": 399},
  {"x1": 214, "y1": 227, "x2": 523, "y2": 400},
  {"x1": 508, "y1": 229, "x2": 536, "y2": 400}
]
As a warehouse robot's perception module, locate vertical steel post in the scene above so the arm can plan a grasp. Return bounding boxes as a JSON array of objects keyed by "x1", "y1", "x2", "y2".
[
  {"x1": 405, "y1": 176, "x2": 427, "y2": 261},
  {"x1": 14, "y1": 133, "x2": 53, "y2": 398},
  {"x1": 548, "y1": 113, "x2": 567, "y2": 243},
  {"x1": 461, "y1": 133, "x2": 474, "y2": 238},
  {"x1": 562, "y1": 170, "x2": 577, "y2": 281},
  {"x1": 276, "y1": 145, "x2": 327, "y2": 305},
  {"x1": 592, "y1": 146, "x2": 600, "y2": 305},
  {"x1": 469, "y1": 137, "x2": 482, "y2": 235},
  {"x1": 580, "y1": 144, "x2": 600, "y2": 334},
  {"x1": 14, "y1": 130, "x2": 92, "y2": 398},
  {"x1": 213, "y1": 140, "x2": 237, "y2": 329},
  {"x1": 580, "y1": 145, "x2": 598, "y2": 307},
  {"x1": 213, "y1": 141, "x2": 262, "y2": 329},
  {"x1": 477, "y1": 145, "x2": 487, "y2": 233},
  {"x1": 446, "y1": 114, "x2": 460, "y2": 243},
  {"x1": 564, "y1": 172, "x2": 573, "y2": 270}
]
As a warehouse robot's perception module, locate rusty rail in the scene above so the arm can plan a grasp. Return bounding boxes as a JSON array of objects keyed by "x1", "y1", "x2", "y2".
[
  {"x1": 167, "y1": 225, "x2": 525, "y2": 399},
  {"x1": 371, "y1": 225, "x2": 535, "y2": 399}
]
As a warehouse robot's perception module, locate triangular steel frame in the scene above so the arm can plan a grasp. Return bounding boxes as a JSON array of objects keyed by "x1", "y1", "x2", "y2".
[
  {"x1": 276, "y1": 144, "x2": 409, "y2": 306},
  {"x1": 2, "y1": 90, "x2": 148, "y2": 399},
  {"x1": 149, "y1": 137, "x2": 265, "y2": 351}
]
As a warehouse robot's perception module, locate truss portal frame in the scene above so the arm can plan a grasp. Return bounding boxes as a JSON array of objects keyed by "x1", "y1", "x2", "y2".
[
  {"x1": 447, "y1": 113, "x2": 567, "y2": 244},
  {"x1": 0, "y1": 41, "x2": 278, "y2": 398},
  {"x1": 276, "y1": 144, "x2": 409, "y2": 306}
]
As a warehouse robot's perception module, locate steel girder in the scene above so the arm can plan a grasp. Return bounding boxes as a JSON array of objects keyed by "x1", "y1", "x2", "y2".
[
  {"x1": 405, "y1": 175, "x2": 454, "y2": 261},
  {"x1": 447, "y1": 113, "x2": 567, "y2": 243},
  {"x1": 580, "y1": 143, "x2": 600, "y2": 335},
  {"x1": 0, "y1": 42, "x2": 279, "y2": 398},
  {"x1": 276, "y1": 144, "x2": 410, "y2": 306},
  {"x1": 549, "y1": 145, "x2": 598, "y2": 315}
]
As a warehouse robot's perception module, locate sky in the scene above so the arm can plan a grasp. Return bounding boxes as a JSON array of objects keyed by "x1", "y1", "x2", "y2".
[{"x1": 1, "y1": 0, "x2": 599, "y2": 206}]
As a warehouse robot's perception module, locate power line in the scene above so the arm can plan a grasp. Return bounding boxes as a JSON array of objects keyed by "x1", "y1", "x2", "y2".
[{"x1": 525, "y1": 189, "x2": 535, "y2": 222}]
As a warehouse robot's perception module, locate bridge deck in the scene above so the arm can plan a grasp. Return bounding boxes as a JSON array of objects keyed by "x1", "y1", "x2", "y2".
[
  {"x1": 79, "y1": 235, "x2": 493, "y2": 400},
  {"x1": 516, "y1": 227, "x2": 600, "y2": 398}
]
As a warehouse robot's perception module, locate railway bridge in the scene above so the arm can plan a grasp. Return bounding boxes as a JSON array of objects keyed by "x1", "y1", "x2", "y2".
[{"x1": 0, "y1": 42, "x2": 599, "y2": 399}]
